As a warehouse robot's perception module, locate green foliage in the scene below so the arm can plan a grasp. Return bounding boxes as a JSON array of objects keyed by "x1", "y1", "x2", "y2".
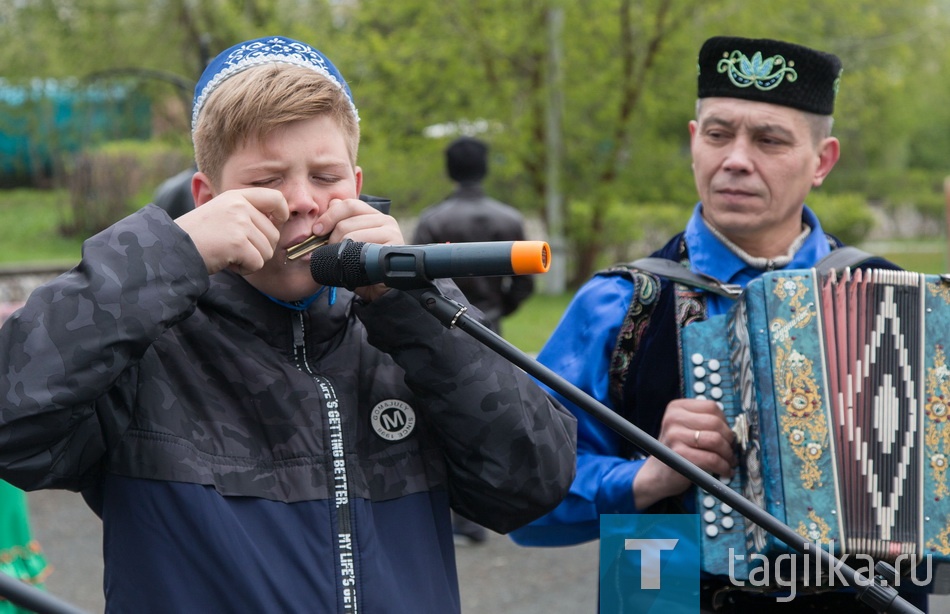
[
  {"x1": 0, "y1": 0, "x2": 948, "y2": 273},
  {"x1": 568, "y1": 199, "x2": 691, "y2": 270},
  {"x1": 61, "y1": 140, "x2": 190, "y2": 237},
  {"x1": 804, "y1": 191, "x2": 876, "y2": 246}
]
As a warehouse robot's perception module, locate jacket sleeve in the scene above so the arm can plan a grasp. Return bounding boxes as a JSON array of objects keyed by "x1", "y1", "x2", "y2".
[
  {"x1": 509, "y1": 274, "x2": 648, "y2": 547},
  {"x1": 353, "y1": 281, "x2": 578, "y2": 534},
  {"x1": 0, "y1": 205, "x2": 208, "y2": 491}
]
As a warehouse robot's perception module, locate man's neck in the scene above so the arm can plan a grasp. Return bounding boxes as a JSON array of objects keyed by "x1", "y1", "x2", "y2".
[{"x1": 704, "y1": 220, "x2": 811, "y2": 270}]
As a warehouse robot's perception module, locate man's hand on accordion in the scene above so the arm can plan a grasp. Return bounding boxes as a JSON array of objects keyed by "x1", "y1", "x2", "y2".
[{"x1": 632, "y1": 398, "x2": 737, "y2": 510}]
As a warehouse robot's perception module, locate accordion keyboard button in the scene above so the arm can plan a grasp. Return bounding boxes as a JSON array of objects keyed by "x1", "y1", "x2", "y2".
[
  {"x1": 710, "y1": 387, "x2": 723, "y2": 400},
  {"x1": 693, "y1": 366, "x2": 707, "y2": 379},
  {"x1": 720, "y1": 503, "x2": 733, "y2": 514},
  {"x1": 708, "y1": 373, "x2": 722, "y2": 385},
  {"x1": 705, "y1": 524, "x2": 719, "y2": 538},
  {"x1": 707, "y1": 359, "x2": 721, "y2": 371},
  {"x1": 691, "y1": 353, "x2": 704, "y2": 365},
  {"x1": 703, "y1": 496, "x2": 716, "y2": 508},
  {"x1": 721, "y1": 516, "x2": 735, "y2": 530},
  {"x1": 703, "y1": 510, "x2": 716, "y2": 523},
  {"x1": 693, "y1": 382, "x2": 707, "y2": 394}
]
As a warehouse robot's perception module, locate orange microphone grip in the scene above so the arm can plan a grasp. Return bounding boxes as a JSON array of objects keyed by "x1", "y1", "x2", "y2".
[{"x1": 510, "y1": 241, "x2": 551, "y2": 275}]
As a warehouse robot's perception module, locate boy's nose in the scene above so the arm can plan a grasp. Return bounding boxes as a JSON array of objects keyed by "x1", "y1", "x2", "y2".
[{"x1": 285, "y1": 181, "x2": 321, "y2": 216}]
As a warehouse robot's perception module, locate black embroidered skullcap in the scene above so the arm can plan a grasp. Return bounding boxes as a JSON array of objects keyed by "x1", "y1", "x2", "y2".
[{"x1": 697, "y1": 36, "x2": 842, "y2": 115}]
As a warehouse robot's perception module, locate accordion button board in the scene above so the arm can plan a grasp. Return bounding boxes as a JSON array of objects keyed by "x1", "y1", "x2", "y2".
[{"x1": 680, "y1": 267, "x2": 950, "y2": 586}]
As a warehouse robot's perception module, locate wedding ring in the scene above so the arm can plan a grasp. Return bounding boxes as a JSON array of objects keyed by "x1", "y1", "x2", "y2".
[{"x1": 694, "y1": 430, "x2": 702, "y2": 446}]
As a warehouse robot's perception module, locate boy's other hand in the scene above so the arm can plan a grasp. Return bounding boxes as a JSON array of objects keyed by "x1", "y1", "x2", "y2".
[
  {"x1": 176, "y1": 188, "x2": 290, "y2": 276},
  {"x1": 315, "y1": 198, "x2": 405, "y2": 302}
]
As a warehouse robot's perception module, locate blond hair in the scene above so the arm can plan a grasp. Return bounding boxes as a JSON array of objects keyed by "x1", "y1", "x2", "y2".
[{"x1": 193, "y1": 64, "x2": 360, "y2": 184}]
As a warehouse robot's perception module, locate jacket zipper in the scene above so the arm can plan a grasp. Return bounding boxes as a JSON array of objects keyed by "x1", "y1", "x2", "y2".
[{"x1": 292, "y1": 312, "x2": 360, "y2": 613}]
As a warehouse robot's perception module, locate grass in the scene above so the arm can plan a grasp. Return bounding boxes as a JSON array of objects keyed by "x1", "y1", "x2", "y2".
[
  {"x1": 1, "y1": 188, "x2": 947, "y2": 354},
  {"x1": 0, "y1": 189, "x2": 84, "y2": 265},
  {"x1": 865, "y1": 239, "x2": 948, "y2": 274},
  {"x1": 500, "y1": 292, "x2": 572, "y2": 354}
]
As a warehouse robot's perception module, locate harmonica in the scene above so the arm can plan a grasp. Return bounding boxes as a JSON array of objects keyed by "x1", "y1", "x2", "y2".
[{"x1": 285, "y1": 234, "x2": 330, "y2": 260}]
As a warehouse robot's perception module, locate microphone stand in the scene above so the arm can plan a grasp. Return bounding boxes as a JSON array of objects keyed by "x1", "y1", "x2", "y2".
[
  {"x1": 409, "y1": 284, "x2": 924, "y2": 614},
  {"x1": 0, "y1": 572, "x2": 89, "y2": 614}
]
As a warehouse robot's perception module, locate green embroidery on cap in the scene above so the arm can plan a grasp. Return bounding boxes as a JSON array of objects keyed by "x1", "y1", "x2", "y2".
[{"x1": 717, "y1": 50, "x2": 798, "y2": 91}]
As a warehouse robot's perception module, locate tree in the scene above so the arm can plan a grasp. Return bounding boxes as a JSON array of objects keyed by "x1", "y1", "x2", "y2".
[{"x1": 2, "y1": 0, "x2": 950, "y2": 285}]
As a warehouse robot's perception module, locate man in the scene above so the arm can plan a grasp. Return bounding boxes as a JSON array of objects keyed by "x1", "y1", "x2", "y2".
[
  {"x1": 510, "y1": 36, "x2": 929, "y2": 612},
  {"x1": 0, "y1": 36, "x2": 577, "y2": 612},
  {"x1": 413, "y1": 136, "x2": 534, "y2": 335}
]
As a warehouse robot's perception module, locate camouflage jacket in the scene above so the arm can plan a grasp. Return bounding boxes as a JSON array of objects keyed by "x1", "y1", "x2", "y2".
[{"x1": 0, "y1": 205, "x2": 576, "y2": 612}]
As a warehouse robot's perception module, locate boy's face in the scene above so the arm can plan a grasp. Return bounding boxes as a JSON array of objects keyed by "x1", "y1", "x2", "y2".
[{"x1": 217, "y1": 115, "x2": 362, "y2": 301}]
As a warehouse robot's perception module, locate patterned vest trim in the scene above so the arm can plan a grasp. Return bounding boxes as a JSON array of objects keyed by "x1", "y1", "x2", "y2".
[{"x1": 601, "y1": 237, "x2": 709, "y2": 416}]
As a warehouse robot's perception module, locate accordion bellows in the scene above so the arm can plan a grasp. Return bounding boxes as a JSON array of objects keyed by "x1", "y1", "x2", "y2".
[{"x1": 682, "y1": 268, "x2": 950, "y2": 582}]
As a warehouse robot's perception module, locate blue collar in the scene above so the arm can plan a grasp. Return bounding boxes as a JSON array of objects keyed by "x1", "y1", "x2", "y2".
[
  {"x1": 683, "y1": 203, "x2": 830, "y2": 315},
  {"x1": 263, "y1": 285, "x2": 337, "y2": 311}
]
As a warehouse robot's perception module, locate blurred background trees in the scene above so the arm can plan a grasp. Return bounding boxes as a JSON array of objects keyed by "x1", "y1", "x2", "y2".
[{"x1": 0, "y1": 0, "x2": 947, "y2": 287}]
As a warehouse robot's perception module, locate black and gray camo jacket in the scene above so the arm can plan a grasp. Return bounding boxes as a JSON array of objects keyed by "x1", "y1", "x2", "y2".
[{"x1": 0, "y1": 205, "x2": 576, "y2": 612}]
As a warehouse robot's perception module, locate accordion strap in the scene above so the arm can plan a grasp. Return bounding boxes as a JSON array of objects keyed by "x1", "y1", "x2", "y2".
[
  {"x1": 628, "y1": 258, "x2": 742, "y2": 299},
  {"x1": 812, "y1": 245, "x2": 875, "y2": 274},
  {"x1": 629, "y1": 246, "x2": 876, "y2": 300}
]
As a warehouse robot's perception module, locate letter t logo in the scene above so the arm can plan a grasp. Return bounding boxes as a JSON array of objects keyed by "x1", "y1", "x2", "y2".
[{"x1": 624, "y1": 539, "x2": 679, "y2": 589}]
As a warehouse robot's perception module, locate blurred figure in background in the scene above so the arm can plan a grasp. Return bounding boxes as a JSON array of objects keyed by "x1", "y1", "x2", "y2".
[{"x1": 413, "y1": 136, "x2": 534, "y2": 336}]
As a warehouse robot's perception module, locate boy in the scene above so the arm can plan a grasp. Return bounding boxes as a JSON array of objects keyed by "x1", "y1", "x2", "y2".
[{"x1": 0, "y1": 36, "x2": 576, "y2": 612}]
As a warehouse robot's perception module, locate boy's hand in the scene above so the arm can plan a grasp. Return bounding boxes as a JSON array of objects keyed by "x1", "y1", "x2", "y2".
[
  {"x1": 315, "y1": 198, "x2": 405, "y2": 302},
  {"x1": 175, "y1": 188, "x2": 289, "y2": 275}
]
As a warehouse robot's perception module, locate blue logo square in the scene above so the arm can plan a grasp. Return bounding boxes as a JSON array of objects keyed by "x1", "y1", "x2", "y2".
[{"x1": 599, "y1": 514, "x2": 700, "y2": 614}]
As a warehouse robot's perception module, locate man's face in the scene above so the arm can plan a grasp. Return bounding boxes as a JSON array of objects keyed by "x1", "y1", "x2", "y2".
[
  {"x1": 217, "y1": 115, "x2": 362, "y2": 301},
  {"x1": 689, "y1": 98, "x2": 839, "y2": 256}
]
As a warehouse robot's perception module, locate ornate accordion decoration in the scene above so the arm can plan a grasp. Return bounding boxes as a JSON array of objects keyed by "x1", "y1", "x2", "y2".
[{"x1": 681, "y1": 268, "x2": 950, "y2": 581}]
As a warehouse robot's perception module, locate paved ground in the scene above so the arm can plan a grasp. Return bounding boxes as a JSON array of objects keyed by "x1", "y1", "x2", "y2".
[{"x1": 20, "y1": 489, "x2": 950, "y2": 613}]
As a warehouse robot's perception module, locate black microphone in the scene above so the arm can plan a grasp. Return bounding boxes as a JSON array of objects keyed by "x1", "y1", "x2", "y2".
[{"x1": 310, "y1": 239, "x2": 551, "y2": 290}]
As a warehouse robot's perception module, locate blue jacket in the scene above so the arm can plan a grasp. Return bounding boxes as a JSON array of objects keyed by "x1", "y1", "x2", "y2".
[{"x1": 509, "y1": 206, "x2": 933, "y2": 610}]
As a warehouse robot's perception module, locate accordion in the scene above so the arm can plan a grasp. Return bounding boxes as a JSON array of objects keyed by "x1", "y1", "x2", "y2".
[{"x1": 681, "y1": 267, "x2": 950, "y2": 581}]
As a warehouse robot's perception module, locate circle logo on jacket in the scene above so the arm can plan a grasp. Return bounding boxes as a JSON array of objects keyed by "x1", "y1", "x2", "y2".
[{"x1": 371, "y1": 399, "x2": 416, "y2": 441}]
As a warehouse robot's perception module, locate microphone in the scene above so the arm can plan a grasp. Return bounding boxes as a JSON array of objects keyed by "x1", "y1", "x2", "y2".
[{"x1": 310, "y1": 239, "x2": 551, "y2": 290}]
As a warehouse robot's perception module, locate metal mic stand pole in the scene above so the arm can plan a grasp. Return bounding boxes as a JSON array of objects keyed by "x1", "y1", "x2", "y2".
[
  {"x1": 410, "y1": 285, "x2": 923, "y2": 614},
  {"x1": 0, "y1": 572, "x2": 89, "y2": 614}
]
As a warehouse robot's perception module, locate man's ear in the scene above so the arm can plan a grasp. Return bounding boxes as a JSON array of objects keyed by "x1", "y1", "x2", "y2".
[
  {"x1": 192, "y1": 172, "x2": 216, "y2": 206},
  {"x1": 812, "y1": 137, "x2": 840, "y2": 188}
]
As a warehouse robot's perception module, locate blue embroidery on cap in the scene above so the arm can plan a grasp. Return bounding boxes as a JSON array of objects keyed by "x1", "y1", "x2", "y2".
[
  {"x1": 192, "y1": 36, "x2": 359, "y2": 130},
  {"x1": 717, "y1": 50, "x2": 797, "y2": 91}
]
